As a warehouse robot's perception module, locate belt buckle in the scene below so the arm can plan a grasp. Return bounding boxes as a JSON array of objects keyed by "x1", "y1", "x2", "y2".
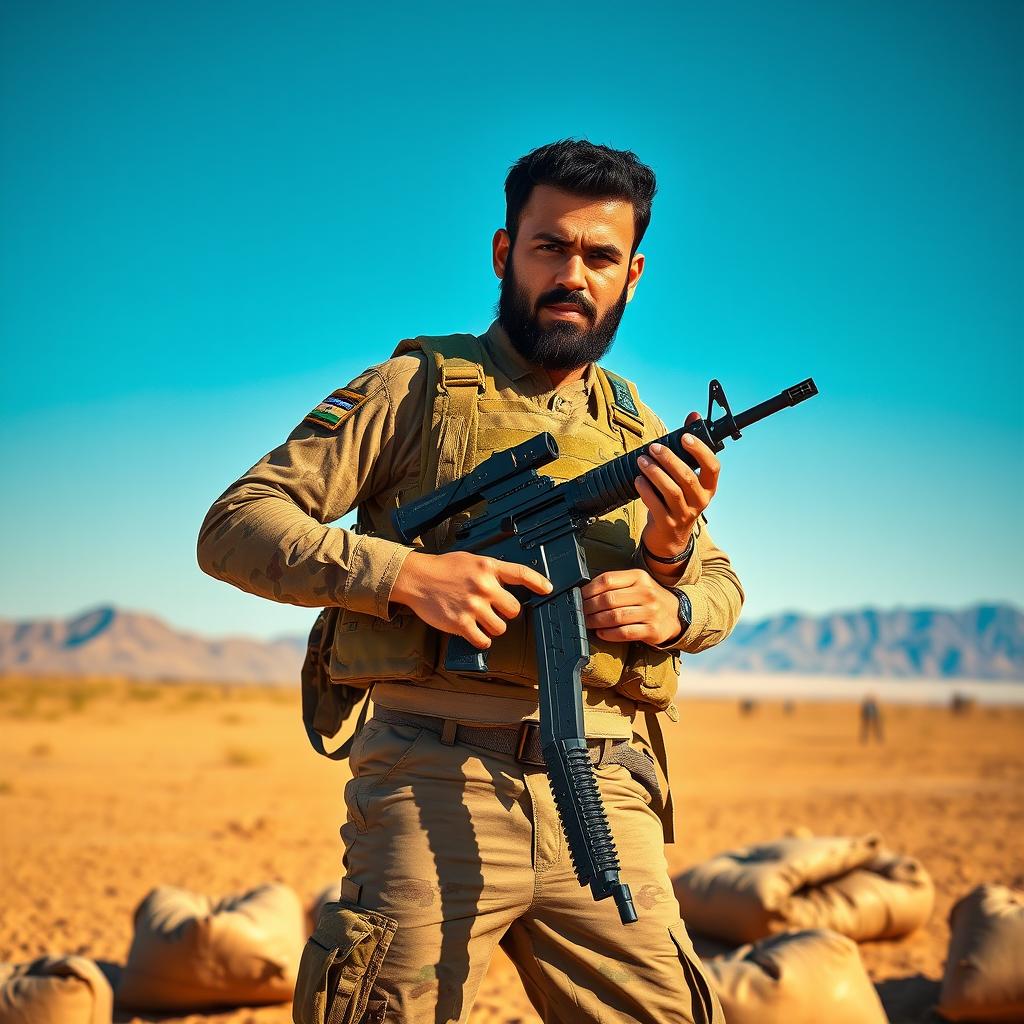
[{"x1": 515, "y1": 720, "x2": 543, "y2": 765}]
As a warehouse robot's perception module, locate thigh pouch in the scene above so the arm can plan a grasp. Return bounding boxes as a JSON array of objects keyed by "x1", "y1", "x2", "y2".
[{"x1": 293, "y1": 900, "x2": 398, "y2": 1024}]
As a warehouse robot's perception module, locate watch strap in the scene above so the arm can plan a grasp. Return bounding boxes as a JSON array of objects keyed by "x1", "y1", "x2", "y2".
[{"x1": 656, "y1": 587, "x2": 692, "y2": 651}]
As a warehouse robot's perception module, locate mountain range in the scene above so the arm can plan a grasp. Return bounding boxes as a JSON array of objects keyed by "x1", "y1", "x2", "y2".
[
  {"x1": 0, "y1": 603, "x2": 1021, "y2": 683},
  {"x1": 0, "y1": 606, "x2": 304, "y2": 684}
]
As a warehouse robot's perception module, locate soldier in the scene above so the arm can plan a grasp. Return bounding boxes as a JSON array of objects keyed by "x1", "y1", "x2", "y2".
[
  {"x1": 860, "y1": 693, "x2": 884, "y2": 743},
  {"x1": 198, "y1": 139, "x2": 744, "y2": 1024}
]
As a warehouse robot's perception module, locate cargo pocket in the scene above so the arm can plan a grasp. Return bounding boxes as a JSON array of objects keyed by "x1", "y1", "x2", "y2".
[
  {"x1": 345, "y1": 723, "x2": 425, "y2": 833},
  {"x1": 293, "y1": 900, "x2": 398, "y2": 1024},
  {"x1": 669, "y1": 922, "x2": 722, "y2": 1024}
]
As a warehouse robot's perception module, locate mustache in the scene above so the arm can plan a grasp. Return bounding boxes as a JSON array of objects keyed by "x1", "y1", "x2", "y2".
[{"x1": 536, "y1": 288, "x2": 597, "y2": 320}]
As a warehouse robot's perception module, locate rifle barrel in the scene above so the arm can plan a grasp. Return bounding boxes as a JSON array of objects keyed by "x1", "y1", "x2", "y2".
[
  {"x1": 724, "y1": 378, "x2": 818, "y2": 436},
  {"x1": 567, "y1": 377, "x2": 818, "y2": 521}
]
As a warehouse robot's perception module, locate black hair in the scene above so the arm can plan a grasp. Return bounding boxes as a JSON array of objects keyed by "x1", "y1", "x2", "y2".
[{"x1": 504, "y1": 139, "x2": 657, "y2": 254}]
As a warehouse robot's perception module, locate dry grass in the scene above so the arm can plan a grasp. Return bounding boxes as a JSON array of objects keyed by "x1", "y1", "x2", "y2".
[
  {"x1": 223, "y1": 744, "x2": 267, "y2": 767},
  {"x1": 0, "y1": 674, "x2": 292, "y2": 715}
]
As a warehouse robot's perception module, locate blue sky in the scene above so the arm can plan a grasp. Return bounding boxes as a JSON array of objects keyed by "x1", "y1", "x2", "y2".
[{"x1": 1, "y1": 0, "x2": 1021, "y2": 640}]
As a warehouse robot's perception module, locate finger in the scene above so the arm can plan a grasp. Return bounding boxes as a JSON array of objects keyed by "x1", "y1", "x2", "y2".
[
  {"x1": 685, "y1": 410, "x2": 701, "y2": 425},
  {"x1": 490, "y1": 587, "x2": 522, "y2": 621},
  {"x1": 494, "y1": 559, "x2": 553, "y2": 596},
  {"x1": 582, "y1": 586, "x2": 642, "y2": 615},
  {"x1": 586, "y1": 605, "x2": 648, "y2": 630},
  {"x1": 637, "y1": 452, "x2": 687, "y2": 515},
  {"x1": 595, "y1": 623, "x2": 656, "y2": 643},
  {"x1": 477, "y1": 606, "x2": 508, "y2": 638},
  {"x1": 679, "y1": 434, "x2": 720, "y2": 492},
  {"x1": 580, "y1": 569, "x2": 644, "y2": 600},
  {"x1": 647, "y1": 442, "x2": 698, "y2": 489},
  {"x1": 648, "y1": 442, "x2": 708, "y2": 509},
  {"x1": 461, "y1": 620, "x2": 492, "y2": 650},
  {"x1": 634, "y1": 474, "x2": 667, "y2": 520}
]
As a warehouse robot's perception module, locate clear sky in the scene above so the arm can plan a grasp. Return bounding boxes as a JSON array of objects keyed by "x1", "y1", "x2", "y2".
[{"x1": 1, "y1": 0, "x2": 1021, "y2": 640}]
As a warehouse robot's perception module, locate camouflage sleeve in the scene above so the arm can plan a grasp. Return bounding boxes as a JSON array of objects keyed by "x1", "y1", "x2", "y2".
[
  {"x1": 196, "y1": 355, "x2": 425, "y2": 618},
  {"x1": 635, "y1": 407, "x2": 746, "y2": 653},
  {"x1": 674, "y1": 521, "x2": 746, "y2": 655}
]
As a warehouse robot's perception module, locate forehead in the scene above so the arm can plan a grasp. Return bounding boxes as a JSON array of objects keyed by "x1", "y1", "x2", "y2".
[{"x1": 517, "y1": 185, "x2": 635, "y2": 248}]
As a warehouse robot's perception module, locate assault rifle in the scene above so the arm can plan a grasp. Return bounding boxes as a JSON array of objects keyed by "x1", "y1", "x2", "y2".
[{"x1": 392, "y1": 377, "x2": 818, "y2": 924}]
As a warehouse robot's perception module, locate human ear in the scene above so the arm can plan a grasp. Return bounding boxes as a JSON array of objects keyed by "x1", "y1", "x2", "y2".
[
  {"x1": 625, "y1": 252, "x2": 645, "y2": 302},
  {"x1": 492, "y1": 229, "x2": 511, "y2": 279}
]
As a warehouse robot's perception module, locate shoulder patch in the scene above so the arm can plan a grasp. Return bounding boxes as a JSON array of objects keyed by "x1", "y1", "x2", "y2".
[
  {"x1": 605, "y1": 372, "x2": 640, "y2": 418},
  {"x1": 303, "y1": 387, "x2": 367, "y2": 430}
]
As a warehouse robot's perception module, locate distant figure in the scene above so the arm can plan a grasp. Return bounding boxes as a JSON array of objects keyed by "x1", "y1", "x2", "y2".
[
  {"x1": 782, "y1": 700, "x2": 795, "y2": 715},
  {"x1": 740, "y1": 698, "x2": 758, "y2": 716},
  {"x1": 860, "y1": 694, "x2": 884, "y2": 743},
  {"x1": 950, "y1": 692, "x2": 975, "y2": 716}
]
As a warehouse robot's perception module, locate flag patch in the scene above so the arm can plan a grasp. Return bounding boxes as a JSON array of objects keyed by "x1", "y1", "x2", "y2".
[{"x1": 303, "y1": 388, "x2": 366, "y2": 430}]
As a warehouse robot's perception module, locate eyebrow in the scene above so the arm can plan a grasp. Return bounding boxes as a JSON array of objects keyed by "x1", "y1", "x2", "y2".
[{"x1": 531, "y1": 232, "x2": 623, "y2": 262}]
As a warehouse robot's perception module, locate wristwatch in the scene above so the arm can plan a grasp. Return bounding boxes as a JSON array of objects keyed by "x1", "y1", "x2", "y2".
[{"x1": 657, "y1": 587, "x2": 692, "y2": 650}]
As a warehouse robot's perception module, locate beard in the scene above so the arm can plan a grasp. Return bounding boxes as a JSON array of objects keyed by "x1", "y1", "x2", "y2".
[{"x1": 496, "y1": 253, "x2": 629, "y2": 371}]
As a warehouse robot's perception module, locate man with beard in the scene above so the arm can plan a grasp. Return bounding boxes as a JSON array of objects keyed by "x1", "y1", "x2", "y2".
[{"x1": 198, "y1": 140, "x2": 740, "y2": 1024}]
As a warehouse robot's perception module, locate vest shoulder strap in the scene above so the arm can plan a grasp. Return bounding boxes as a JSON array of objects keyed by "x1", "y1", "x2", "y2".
[{"x1": 393, "y1": 334, "x2": 487, "y2": 548}]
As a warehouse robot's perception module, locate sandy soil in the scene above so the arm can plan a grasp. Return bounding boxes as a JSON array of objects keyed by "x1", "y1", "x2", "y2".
[{"x1": 1, "y1": 676, "x2": 1022, "y2": 1023}]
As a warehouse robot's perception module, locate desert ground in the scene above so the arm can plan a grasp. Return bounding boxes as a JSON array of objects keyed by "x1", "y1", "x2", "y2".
[{"x1": 1, "y1": 675, "x2": 1021, "y2": 1023}]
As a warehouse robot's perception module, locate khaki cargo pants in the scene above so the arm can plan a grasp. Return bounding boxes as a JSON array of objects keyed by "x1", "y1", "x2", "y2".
[{"x1": 295, "y1": 717, "x2": 725, "y2": 1024}]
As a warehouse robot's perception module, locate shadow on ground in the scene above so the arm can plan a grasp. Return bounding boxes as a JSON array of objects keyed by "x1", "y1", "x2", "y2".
[{"x1": 876, "y1": 974, "x2": 942, "y2": 1023}]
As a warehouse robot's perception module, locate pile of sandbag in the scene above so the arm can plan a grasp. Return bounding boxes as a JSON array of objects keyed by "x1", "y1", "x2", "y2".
[
  {"x1": 704, "y1": 929, "x2": 887, "y2": 1024},
  {"x1": 0, "y1": 955, "x2": 112, "y2": 1024},
  {"x1": 674, "y1": 830, "x2": 934, "y2": 944},
  {"x1": 115, "y1": 881, "x2": 305, "y2": 1011},
  {"x1": 1, "y1": 880, "x2": 318, "y2": 1021},
  {"x1": 937, "y1": 883, "x2": 1024, "y2": 1022}
]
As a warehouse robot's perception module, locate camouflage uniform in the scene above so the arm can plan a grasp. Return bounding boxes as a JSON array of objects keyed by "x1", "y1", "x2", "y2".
[{"x1": 198, "y1": 322, "x2": 742, "y2": 1023}]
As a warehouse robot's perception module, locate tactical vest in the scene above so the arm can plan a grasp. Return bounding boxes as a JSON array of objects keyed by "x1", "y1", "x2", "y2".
[{"x1": 321, "y1": 332, "x2": 682, "y2": 712}]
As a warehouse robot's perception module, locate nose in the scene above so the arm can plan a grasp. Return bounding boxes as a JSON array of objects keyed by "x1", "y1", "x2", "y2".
[{"x1": 555, "y1": 254, "x2": 587, "y2": 294}]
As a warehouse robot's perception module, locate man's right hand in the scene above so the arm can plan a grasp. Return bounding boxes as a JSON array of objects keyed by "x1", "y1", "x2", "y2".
[{"x1": 390, "y1": 551, "x2": 553, "y2": 650}]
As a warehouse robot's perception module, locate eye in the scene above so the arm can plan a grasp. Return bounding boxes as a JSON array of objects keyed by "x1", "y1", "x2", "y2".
[{"x1": 539, "y1": 243, "x2": 561, "y2": 253}]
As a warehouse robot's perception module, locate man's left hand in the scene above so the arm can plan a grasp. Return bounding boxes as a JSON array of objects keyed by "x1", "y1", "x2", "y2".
[
  {"x1": 636, "y1": 410, "x2": 720, "y2": 559},
  {"x1": 581, "y1": 570, "x2": 681, "y2": 647}
]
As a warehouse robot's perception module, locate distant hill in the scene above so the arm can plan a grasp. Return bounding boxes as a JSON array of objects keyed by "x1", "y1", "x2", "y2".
[
  {"x1": 0, "y1": 606, "x2": 305, "y2": 683},
  {"x1": 688, "y1": 603, "x2": 1023, "y2": 680},
  {"x1": 0, "y1": 602, "x2": 1021, "y2": 683}
]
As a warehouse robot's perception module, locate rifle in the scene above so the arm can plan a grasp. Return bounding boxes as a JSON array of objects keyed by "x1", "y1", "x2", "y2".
[{"x1": 392, "y1": 377, "x2": 818, "y2": 924}]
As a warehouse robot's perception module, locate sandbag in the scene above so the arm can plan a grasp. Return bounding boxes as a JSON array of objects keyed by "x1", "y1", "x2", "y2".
[
  {"x1": 938, "y1": 884, "x2": 1024, "y2": 1022},
  {"x1": 0, "y1": 955, "x2": 113, "y2": 1024},
  {"x1": 705, "y1": 929, "x2": 887, "y2": 1024},
  {"x1": 115, "y1": 881, "x2": 305, "y2": 1010},
  {"x1": 673, "y1": 831, "x2": 933, "y2": 944}
]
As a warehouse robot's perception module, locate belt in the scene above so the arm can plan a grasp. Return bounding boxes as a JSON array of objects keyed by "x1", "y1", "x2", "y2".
[{"x1": 372, "y1": 707, "x2": 663, "y2": 811}]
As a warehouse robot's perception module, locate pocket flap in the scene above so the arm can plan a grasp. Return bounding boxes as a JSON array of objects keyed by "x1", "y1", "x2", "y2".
[
  {"x1": 293, "y1": 901, "x2": 398, "y2": 1024},
  {"x1": 310, "y1": 903, "x2": 373, "y2": 959}
]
